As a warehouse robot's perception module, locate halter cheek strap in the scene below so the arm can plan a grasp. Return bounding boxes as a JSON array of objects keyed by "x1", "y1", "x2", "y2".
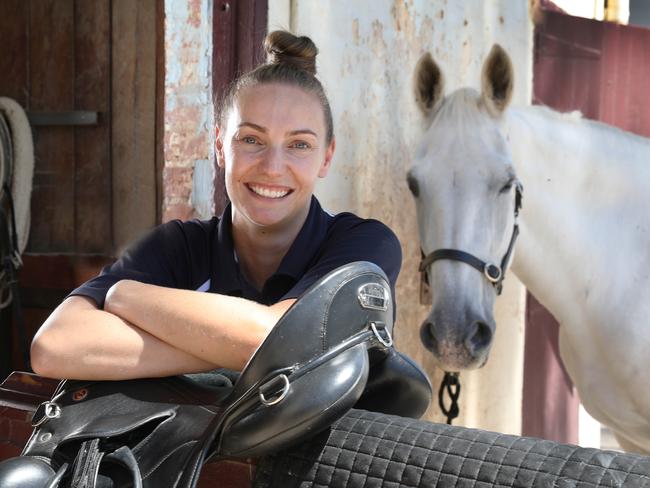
[{"x1": 419, "y1": 183, "x2": 523, "y2": 297}]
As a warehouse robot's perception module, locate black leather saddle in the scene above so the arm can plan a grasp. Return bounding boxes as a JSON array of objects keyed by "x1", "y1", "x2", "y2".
[{"x1": 0, "y1": 261, "x2": 432, "y2": 487}]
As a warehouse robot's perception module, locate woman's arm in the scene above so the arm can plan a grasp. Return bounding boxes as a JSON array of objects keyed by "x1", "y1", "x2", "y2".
[
  {"x1": 103, "y1": 280, "x2": 295, "y2": 369},
  {"x1": 30, "y1": 296, "x2": 218, "y2": 380}
]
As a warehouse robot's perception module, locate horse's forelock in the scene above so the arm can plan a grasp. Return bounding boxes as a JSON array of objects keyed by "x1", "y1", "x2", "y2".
[
  {"x1": 432, "y1": 88, "x2": 494, "y2": 129},
  {"x1": 425, "y1": 88, "x2": 506, "y2": 154}
]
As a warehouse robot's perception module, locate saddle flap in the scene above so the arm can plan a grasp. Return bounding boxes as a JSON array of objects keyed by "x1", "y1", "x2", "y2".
[
  {"x1": 217, "y1": 342, "x2": 370, "y2": 458},
  {"x1": 22, "y1": 376, "x2": 231, "y2": 487}
]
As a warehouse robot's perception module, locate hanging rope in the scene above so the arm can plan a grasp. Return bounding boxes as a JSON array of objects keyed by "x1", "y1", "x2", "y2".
[
  {"x1": 0, "y1": 97, "x2": 34, "y2": 254},
  {"x1": 438, "y1": 371, "x2": 461, "y2": 425},
  {"x1": 0, "y1": 97, "x2": 35, "y2": 371}
]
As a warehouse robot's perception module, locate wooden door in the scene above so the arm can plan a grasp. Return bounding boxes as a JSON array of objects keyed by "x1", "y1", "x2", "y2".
[
  {"x1": 212, "y1": 0, "x2": 268, "y2": 215},
  {"x1": 0, "y1": 0, "x2": 162, "y2": 376}
]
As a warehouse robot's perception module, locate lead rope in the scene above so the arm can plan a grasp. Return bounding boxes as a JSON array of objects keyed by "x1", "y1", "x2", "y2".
[{"x1": 438, "y1": 372, "x2": 461, "y2": 425}]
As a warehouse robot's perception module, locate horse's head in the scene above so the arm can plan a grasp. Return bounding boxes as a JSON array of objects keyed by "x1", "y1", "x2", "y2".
[{"x1": 408, "y1": 45, "x2": 522, "y2": 370}]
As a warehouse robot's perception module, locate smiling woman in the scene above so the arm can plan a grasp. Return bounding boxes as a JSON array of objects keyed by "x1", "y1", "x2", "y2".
[{"x1": 29, "y1": 31, "x2": 402, "y2": 382}]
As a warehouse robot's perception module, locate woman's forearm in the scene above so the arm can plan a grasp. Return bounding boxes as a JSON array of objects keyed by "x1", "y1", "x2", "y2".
[
  {"x1": 31, "y1": 296, "x2": 217, "y2": 380},
  {"x1": 104, "y1": 280, "x2": 294, "y2": 370}
]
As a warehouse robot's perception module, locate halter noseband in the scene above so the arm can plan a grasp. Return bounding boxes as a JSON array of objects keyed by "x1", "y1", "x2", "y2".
[{"x1": 419, "y1": 182, "x2": 523, "y2": 296}]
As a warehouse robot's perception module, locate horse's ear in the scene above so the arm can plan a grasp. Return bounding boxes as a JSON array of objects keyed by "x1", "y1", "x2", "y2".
[
  {"x1": 413, "y1": 52, "x2": 444, "y2": 117},
  {"x1": 481, "y1": 44, "x2": 514, "y2": 117}
]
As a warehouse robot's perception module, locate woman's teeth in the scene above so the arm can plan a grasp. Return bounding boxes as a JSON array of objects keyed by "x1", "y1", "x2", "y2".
[{"x1": 249, "y1": 184, "x2": 290, "y2": 199}]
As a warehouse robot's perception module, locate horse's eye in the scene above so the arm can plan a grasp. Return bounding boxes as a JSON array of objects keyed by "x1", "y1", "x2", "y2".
[
  {"x1": 407, "y1": 172, "x2": 420, "y2": 197},
  {"x1": 499, "y1": 179, "x2": 515, "y2": 194}
]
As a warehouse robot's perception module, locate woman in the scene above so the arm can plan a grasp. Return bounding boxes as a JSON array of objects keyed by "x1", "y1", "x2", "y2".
[{"x1": 30, "y1": 31, "x2": 401, "y2": 381}]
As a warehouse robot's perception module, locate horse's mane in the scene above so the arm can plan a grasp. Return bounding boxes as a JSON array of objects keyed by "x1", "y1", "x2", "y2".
[{"x1": 439, "y1": 87, "x2": 650, "y2": 150}]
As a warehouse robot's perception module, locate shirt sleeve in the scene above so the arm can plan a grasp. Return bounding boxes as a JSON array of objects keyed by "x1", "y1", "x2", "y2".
[
  {"x1": 281, "y1": 218, "x2": 402, "y2": 302},
  {"x1": 68, "y1": 220, "x2": 205, "y2": 308}
]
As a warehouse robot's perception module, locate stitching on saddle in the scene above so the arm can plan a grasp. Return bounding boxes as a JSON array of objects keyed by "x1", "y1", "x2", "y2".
[
  {"x1": 321, "y1": 270, "x2": 377, "y2": 352},
  {"x1": 379, "y1": 417, "x2": 416, "y2": 485},
  {"x1": 454, "y1": 424, "x2": 484, "y2": 487},
  {"x1": 140, "y1": 440, "x2": 197, "y2": 479},
  {"x1": 505, "y1": 434, "x2": 540, "y2": 488},
  {"x1": 257, "y1": 410, "x2": 650, "y2": 487}
]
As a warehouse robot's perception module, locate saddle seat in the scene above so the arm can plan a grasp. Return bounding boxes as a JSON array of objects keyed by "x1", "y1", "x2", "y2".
[{"x1": 0, "y1": 261, "x2": 432, "y2": 487}]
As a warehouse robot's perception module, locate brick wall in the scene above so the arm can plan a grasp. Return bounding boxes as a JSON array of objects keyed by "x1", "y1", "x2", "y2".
[{"x1": 163, "y1": 0, "x2": 214, "y2": 222}]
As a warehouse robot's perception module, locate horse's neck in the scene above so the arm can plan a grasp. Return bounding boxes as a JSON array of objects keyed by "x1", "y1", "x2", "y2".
[{"x1": 503, "y1": 107, "x2": 650, "y2": 326}]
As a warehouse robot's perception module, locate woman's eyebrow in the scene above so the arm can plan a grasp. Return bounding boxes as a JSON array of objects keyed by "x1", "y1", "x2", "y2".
[
  {"x1": 287, "y1": 129, "x2": 317, "y2": 137},
  {"x1": 238, "y1": 122, "x2": 266, "y2": 132},
  {"x1": 237, "y1": 123, "x2": 316, "y2": 138}
]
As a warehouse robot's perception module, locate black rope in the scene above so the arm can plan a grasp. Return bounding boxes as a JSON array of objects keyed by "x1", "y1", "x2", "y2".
[{"x1": 438, "y1": 372, "x2": 460, "y2": 425}]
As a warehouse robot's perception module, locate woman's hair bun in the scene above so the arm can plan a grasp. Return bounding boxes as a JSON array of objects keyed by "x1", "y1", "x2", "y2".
[{"x1": 264, "y1": 31, "x2": 318, "y2": 75}]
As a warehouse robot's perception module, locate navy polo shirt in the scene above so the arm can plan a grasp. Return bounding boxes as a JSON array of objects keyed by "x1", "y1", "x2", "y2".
[{"x1": 70, "y1": 197, "x2": 402, "y2": 308}]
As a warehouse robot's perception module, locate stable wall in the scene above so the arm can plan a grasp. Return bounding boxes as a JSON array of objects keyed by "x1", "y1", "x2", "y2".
[
  {"x1": 271, "y1": 0, "x2": 533, "y2": 434},
  {"x1": 163, "y1": 0, "x2": 215, "y2": 222}
]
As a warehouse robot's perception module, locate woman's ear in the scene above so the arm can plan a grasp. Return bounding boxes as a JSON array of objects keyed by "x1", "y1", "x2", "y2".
[
  {"x1": 318, "y1": 138, "x2": 336, "y2": 178},
  {"x1": 215, "y1": 126, "x2": 225, "y2": 168}
]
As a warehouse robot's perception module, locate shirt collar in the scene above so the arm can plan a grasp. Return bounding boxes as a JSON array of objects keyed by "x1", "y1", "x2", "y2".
[
  {"x1": 212, "y1": 203, "x2": 242, "y2": 296},
  {"x1": 273, "y1": 196, "x2": 329, "y2": 280},
  {"x1": 211, "y1": 196, "x2": 330, "y2": 298}
]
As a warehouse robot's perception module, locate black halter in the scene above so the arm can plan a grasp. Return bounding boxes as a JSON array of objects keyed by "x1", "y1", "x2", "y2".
[{"x1": 419, "y1": 182, "x2": 523, "y2": 296}]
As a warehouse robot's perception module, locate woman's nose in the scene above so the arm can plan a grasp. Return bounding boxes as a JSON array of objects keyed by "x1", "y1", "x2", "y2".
[{"x1": 259, "y1": 146, "x2": 285, "y2": 175}]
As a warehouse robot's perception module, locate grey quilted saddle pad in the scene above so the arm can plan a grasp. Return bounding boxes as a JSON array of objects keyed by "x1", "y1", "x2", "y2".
[{"x1": 254, "y1": 409, "x2": 650, "y2": 487}]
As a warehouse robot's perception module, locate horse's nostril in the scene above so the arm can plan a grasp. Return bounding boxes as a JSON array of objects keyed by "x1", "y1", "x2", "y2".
[
  {"x1": 465, "y1": 321, "x2": 493, "y2": 355},
  {"x1": 420, "y1": 320, "x2": 438, "y2": 351}
]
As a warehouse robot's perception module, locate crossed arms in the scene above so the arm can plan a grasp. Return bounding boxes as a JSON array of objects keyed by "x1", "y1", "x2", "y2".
[{"x1": 30, "y1": 281, "x2": 295, "y2": 381}]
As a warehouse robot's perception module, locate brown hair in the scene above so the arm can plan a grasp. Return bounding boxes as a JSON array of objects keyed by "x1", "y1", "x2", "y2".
[{"x1": 218, "y1": 31, "x2": 334, "y2": 143}]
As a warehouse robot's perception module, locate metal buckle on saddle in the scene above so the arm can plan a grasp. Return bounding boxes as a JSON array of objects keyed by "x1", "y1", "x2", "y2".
[
  {"x1": 32, "y1": 401, "x2": 61, "y2": 427},
  {"x1": 370, "y1": 322, "x2": 393, "y2": 348},
  {"x1": 258, "y1": 374, "x2": 291, "y2": 406}
]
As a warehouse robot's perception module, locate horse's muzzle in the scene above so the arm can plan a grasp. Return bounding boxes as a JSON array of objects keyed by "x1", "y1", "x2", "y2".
[{"x1": 420, "y1": 313, "x2": 494, "y2": 370}]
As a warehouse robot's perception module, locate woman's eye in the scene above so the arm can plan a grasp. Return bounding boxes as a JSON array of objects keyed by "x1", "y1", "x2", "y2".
[
  {"x1": 291, "y1": 141, "x2": 311, "y2": 149},
  {"x1": 242, "y1": 136, "x2": 258, "y2": 144}
]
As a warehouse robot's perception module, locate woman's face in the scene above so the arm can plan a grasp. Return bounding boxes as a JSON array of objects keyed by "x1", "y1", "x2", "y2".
[{"x1": 217, "y1": 83, "x2": 334, "y2": 231}]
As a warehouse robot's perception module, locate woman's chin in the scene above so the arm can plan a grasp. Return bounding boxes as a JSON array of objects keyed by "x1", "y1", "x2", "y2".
[{"x1": 241, "y1": 207, "x2": 292, "y2": 229}]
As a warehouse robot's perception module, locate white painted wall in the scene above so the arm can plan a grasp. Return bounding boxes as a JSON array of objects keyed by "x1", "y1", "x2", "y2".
[{"x1": 273, "y1": 0, "x2": 533, "y2": 434}]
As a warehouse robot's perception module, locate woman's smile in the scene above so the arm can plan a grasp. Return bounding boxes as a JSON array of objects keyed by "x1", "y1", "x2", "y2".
[{"x1": 246, "y1": 183, "x2": 293, "y2": 199}]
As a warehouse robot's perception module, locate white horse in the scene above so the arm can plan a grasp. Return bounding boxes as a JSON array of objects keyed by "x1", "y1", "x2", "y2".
[{"x1": 408, "y1": 45, "x2": 650, "y2": 454}]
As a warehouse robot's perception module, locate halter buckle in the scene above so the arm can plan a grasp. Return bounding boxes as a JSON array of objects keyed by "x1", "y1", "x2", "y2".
[{"x1": 483, "y1": 263, "x2": 502, "y2": 283}]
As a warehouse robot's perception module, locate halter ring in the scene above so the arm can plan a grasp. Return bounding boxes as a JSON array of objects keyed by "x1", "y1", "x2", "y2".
[{"x1": 483, "y1": 263, "x2": 502, "y2": 283}]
